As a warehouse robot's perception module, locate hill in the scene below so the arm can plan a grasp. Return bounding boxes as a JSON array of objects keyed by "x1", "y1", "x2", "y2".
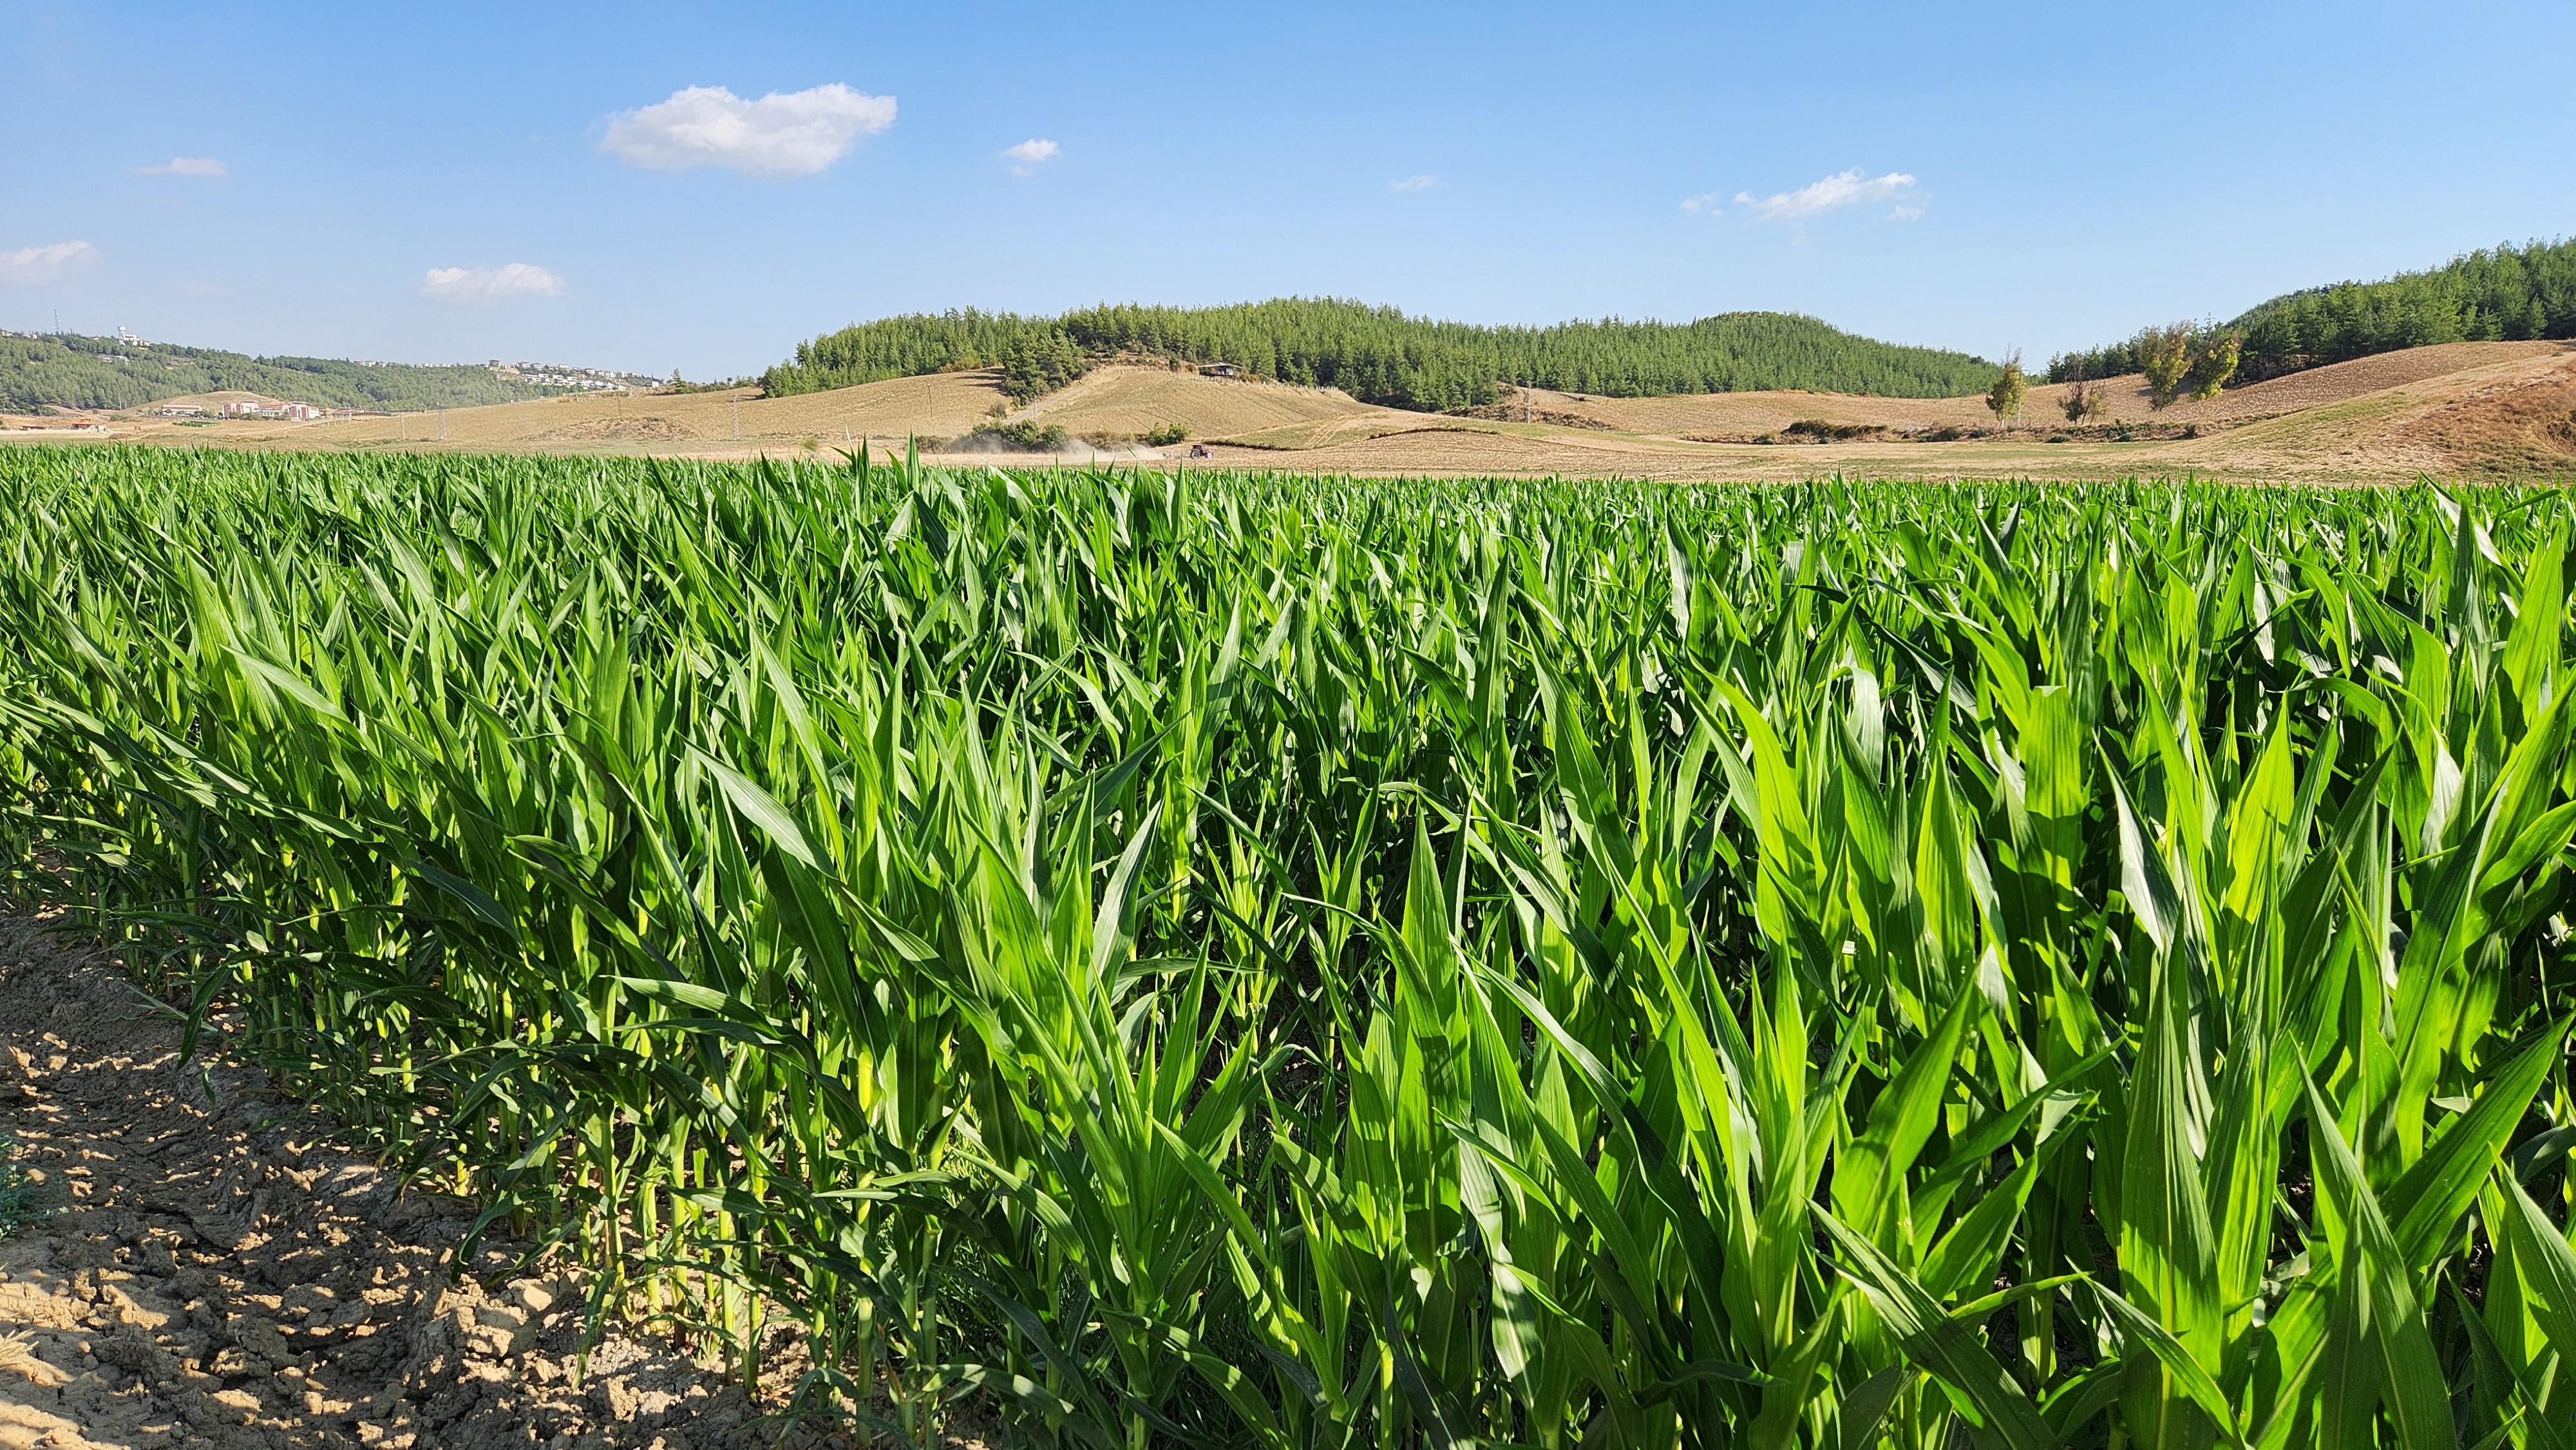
[
  {"x1": 2050, "y1": 237, "x2": 2576, "y2": 384},
  {"x1": 0, "y1": 331, "x2": 576, "y2": 413},
  {"x1": 46, "y1": 340, "x2": 2565, "y2": 484},
  {"x1": 761, "y1": 297, "x2": 2003, "y2": 410}
]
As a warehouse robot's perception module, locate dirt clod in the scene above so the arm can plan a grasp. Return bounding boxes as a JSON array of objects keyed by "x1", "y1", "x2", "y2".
[{"x1": 0, "y1": 913, "x2": 826, "y2": 1450}]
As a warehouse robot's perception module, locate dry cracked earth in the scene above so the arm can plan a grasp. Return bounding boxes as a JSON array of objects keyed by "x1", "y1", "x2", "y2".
[{"x1": 0, "y1": 912, "x2": 840, "y2": 1450}]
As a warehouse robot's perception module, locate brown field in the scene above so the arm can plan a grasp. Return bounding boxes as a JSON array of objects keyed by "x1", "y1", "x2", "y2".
[{"x1": 8, "y1": 342, "x2": 2574, "y2": 483}]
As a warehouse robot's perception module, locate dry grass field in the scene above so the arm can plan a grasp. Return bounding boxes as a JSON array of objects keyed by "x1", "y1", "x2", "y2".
[{"x1": 9, "y1": 342, "x2": 2573, "y2": 482}]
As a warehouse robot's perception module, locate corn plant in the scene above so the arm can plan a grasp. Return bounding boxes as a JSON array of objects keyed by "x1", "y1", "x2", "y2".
[{"x1": 5, "y1": 447, "x2": 2575, "y2": 1449}]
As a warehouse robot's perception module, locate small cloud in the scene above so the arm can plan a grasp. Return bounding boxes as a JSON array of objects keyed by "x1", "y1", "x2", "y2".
[
  {"x1": 1391, "y1": 174, "x2": 1435, "y2": 193},
  {"x1": 421, "y1": 263, "x2": 565, "y2": 305},
  {"x1": 137, "y1": 156, "x2": 229, "y2": 178},
  {"x1": 1733, "y1": 168, "x2": 1918, "y2": 223},
  {"x1": 1679, "y1": 190, "x2": 1726, "y2": 215},
  {"x1": 1888, "y1": 203, "x2": 1926, "y2": 221},
  {"x1": 1, "y1": 240, "x2": 100, "y2": 286},
  {"x1": 600, "y1": 83, "x2": 895, "y2": 178},
  {"x1": 1001, "y1": 138, "x2": 1060, "y2": 175}
]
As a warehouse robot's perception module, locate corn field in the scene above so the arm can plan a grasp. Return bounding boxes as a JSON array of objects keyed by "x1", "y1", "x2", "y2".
[{"x1": 6, "y1": 447, "x2": 2576, "y2": 1450}]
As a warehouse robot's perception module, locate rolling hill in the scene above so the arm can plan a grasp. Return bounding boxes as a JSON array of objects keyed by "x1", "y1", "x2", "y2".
[
  {"x1": 0, "y1": 331, "x2": 589, "y2": 414},
  {"x1": 2050, "y1": 237, "x2": 2576, "y2": 385},
  {"x1": 38, "y1": 341, "x2": 2570, "y2": 484},
  {"x1": 761, "y1": 298, "x2": 2005, "y2": 410}
]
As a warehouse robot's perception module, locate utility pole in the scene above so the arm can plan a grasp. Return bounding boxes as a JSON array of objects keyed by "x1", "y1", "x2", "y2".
[
  {"x1": 732, "y1": 396, "x2": 740, "y2": 442},
  {"x1": 440, "y1": 408, "x2": 447, "y2": 442}
]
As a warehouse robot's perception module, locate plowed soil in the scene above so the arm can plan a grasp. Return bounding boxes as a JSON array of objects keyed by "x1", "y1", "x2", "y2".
[{"x1": 0, "y1": 912, "x2": 835, "y2": 1450}]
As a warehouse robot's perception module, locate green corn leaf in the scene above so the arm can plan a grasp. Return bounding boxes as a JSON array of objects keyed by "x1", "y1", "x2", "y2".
[{"x1": 1815, "y1": 1207, "x2": 2055, "y2": 1450}]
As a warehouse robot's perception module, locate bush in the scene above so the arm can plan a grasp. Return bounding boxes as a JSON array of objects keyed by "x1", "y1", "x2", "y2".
[
  {"x1": 1783, "y1": 419, "x2": 1883, "y2": 442},
  {"x1": 958, "y1": 419, "x2": 1071, "y2": 453},
  {"x1": 1145, "y1": 422, "x2": 1188, "y2": 447},
  {"x1": 665, "y1": 373, "x2": 762, "y2": 396}
]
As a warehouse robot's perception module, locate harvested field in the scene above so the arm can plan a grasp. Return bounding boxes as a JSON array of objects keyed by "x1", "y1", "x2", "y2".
[
  {"x1": 285, "y1": 371, "x2": 1010, "y2": 455},
  {"x1": 2154, "y1": 343, "x2": 2576, "y2": 478},
  {"x1": 1504, "y1": 341, "x2": 2575, "y2": 435},
  {"x1": 2137, "y1": 339, "x2": 2569, "y2": 421},
  {"x1": 1010, "y1": 365, "x2": 1383, "y2": 440},
  {"x1": 534, "y1": 416, "x2": 703, "y2": 443}
]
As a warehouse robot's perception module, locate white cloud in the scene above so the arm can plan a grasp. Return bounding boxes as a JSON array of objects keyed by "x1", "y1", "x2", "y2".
[
  {"x1": 600, "y1": 83, "x2": 895, "y2": 178},
  {"x1": 1001, "y1": 138, "x2": 1060, "y2": 175},
  {"x1": 1391, "y1": 174, "x2": 1435, "y2": 193},
  {"x1": 137, "y1": 156, "x2": 229, "y2": 177},
  {"x1": 1, "y1": 240, "x2": 100, "y2": 286},
  {"x1": 1679, "y1": 191, "x2": 1725, "y2": 215},
  {"x1": 1889, "y1": 203, "x2": 1926, "y2": 221},
  {"x1": 1732, "y1": 168, "x2": 1918, "y2": 223},
  {"x1": 421, "y1": 263, "x2": 565, "y2": 305}
]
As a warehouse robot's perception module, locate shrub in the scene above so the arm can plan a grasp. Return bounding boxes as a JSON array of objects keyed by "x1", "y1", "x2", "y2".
[
  {"x1": 1144, "y1": 422, "x2": 1188, "y2": 447},
  {"x1": 964, "y1": 419, "x2": 1070, "y2": 452},
  {"x1": 1782, "y1": 418, "x2": 1883, "y2": 442}
]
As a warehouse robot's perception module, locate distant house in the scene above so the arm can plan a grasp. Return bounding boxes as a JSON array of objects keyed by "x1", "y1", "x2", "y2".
[
  {"x1": 219, "y1": 400, "x2": 321, "y2": 421},
  {"x1": 155, "y1": 403, "x2": 204, "y2": 417},
  {"x1": 1199, "y1": 362, "x2": 1242, "y2": 379}
]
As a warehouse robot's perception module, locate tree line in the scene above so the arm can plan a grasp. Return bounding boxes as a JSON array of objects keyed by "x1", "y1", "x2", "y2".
[
  {"x1": 2049, "y1": 236, "x2": 2576, "y2": 385},
  {"x1": 761, "y1": 297, "x2": 2005, "y2": 407},
  {"x1": 2, "y1": 333, "x2": 561, "y2": 414}
]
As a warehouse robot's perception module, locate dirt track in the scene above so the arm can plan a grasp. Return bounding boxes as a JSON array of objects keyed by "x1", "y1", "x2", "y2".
[{"x1": 0, "y1": 913, "x2": 814, "y2": 1450}]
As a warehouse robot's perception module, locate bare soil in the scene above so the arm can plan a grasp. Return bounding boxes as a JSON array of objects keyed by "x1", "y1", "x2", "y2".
[{"x1": 0, "y1": 912, "x2": 831, "y2": 1450}]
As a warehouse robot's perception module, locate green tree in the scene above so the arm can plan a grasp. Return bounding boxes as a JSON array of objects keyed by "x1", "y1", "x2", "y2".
[
  {"x1": 2139, "y1": 323, "x2": 2195, "y2": 409},
  {"x1": 2186, "y1": 327, "x2": 2242, "y2": 399},
  {"x1": 1985, "y1": 350, "x2": 2026, "y2": 425},
  {"x1": 1001, "y1": 329, "x2": 1085, "y2": 402},
  {"x1": 764, "y1": 297, "x2": 2008, "y2": 406}
]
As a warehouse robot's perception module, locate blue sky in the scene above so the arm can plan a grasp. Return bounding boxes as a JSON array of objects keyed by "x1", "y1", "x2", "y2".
[{"x1": 6, "y1": 1, "x2": 2571, "y2": 379}]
